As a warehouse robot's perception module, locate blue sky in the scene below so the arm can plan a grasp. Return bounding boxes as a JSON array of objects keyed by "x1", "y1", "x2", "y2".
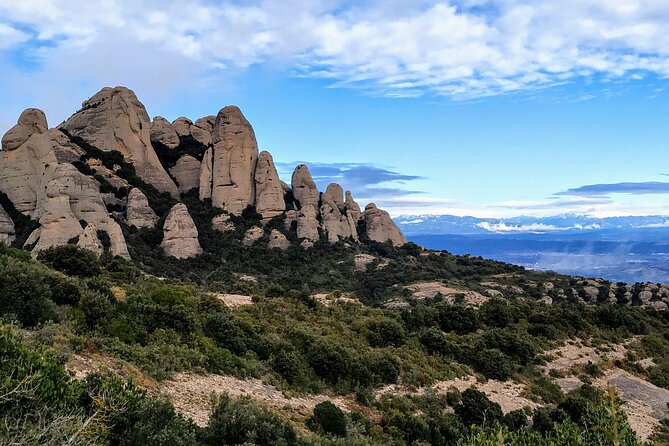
[{"x1": 1, "y1": 0, "x2": 669, "y2": 217}]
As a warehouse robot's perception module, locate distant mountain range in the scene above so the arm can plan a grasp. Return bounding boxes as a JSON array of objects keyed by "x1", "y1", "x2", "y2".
[
  {"x1": 395, "y1": 214, "x2": 669, "y2": 237},
  {"x1": 395, "y1": 214, "x2": 669, "y2": 283}
]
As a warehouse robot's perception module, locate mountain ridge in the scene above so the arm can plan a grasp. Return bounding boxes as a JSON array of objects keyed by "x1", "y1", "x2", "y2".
[{"x1": 0, "y1": 86, "x2": 406, "y2": 260}]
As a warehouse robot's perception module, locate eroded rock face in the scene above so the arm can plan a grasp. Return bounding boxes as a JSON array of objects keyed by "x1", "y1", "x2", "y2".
[
  {"x1": 291, "y1": 164, "x2": 319, "y2": 210},
  {"x1": 199, "y1": 148, "x2": 213, "y2": 200},
  {"x1": 243, "y1": 226, "x2": 264, "y2": 246},
  {"x1": 254, "y1": 151, "x2": 285, "y2": 220},
  {"x1": 172, "y1": 117, "x2": 193, "y2": 137},
  {"x1": 323, "y1": 183, "x2": 345, "y2": 211},
  {"x1": 191, "y1": 116, "x2": 215, "y2": 146},
  {"x1": 0, "y1": 205, "x2": 15, "y2": 245},
  {"x1": 0, "y1": 108, "x2": 57, "y2": 213},
  {"x1": 210, "y1": 106, "x2": 259, "y2": 214},
  {"x1": 49, "y1": 129, "x2": 85, "y2": 163},
  {"x1": 212, "y1": 214, "x2": 234, "y2": 232},
  {"x1": 363, "y1": 203, "x2": 406, "y2": 246},
  {"x1": 268, "y1": 229, "x2": 290, "y2": 250},
  {"x1": 30, "y1": 164, "x2": 131, "y2": 259},
  {"x1": 170, "y1": 155, "x2": 201, "y2": 193},
  {"x1": 296, "y1": 204, "x2": 319, "y2": 243},
  {"x1": 30, "y1": 177, "x2": 83, "y2": 256},
  {"x1": 150, "y1": 116, "x2": 180, "y2": 149},
  {"x1": 344, "y1": 190, "x2": 361, "y2": 241},
  {"x1": 161, "y1": 203, "x2": 202, "y2": 259},
  {"x1": 77, "y1": 224, "x2": 103, "y2": 256},
  {"x1": 126, "y1": 188, "x2": 158, "y2": 228},
  {"x1": 60, "y1": 86, "x2": 178, "y2": 197}
]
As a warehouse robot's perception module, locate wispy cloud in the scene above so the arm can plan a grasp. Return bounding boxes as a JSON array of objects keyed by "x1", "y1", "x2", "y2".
[
  {"x1": 275, "y1": 161, "x2": 425, "y2": 200},
  {"x1": 2, "y1": 0, "x2": 669, "y2": 105},
  {"x1": 556, "y1": 182, "x2": 669, "y2": 197}
]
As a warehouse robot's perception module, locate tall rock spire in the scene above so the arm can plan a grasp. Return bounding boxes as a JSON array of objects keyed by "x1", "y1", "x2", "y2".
[{"x1": 210, "y1": 106, "x2": 259, "y2": 215}]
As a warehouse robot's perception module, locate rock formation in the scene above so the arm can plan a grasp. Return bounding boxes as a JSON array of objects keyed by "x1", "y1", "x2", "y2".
[
  {"x1": 212, "y1": 214, "x2": 234, "y2": 232},
  {"x1": 161, "y1": 203, "x2": 202, "y2": 258},
  {"x1": 30, "y1": 163, "x2": 130, "y2": 259},
  {"x1": 243, "y1": 226, "x2": 264, "y2": 246},
  {"x1": 150, "y1": 116, "x2": 180, "y2": 148},
  {"x1": 291, "y1": 164, "x2": 319, "y2": 210},
  {"x1": 323, "y1": 183, "x2": 345, "y2": 211},
  {"x1": 126, "y1": 188, "x2": 158, "y2": 229},
  {"x1": 0, "y1": 87, "x2": 406, "y2": 258},
  {"x1": 191, "y1": 116, "x2": 215, "y2": 146},
  {"x1": 0, "y1": 206, "x2": 15, "y2": 245},
  {"x1": 172, "y1": 117, "x2": 193, "y2": 137},
  {"x1": 210, "y1": 106, "x2": 259, "y2": 214},
  {"x1": 60, "y1": 86, "x2": 178, "y2": 197},
  {"x1": 199, "y1": 148, "x2": 213, "y2": 199},
  {"x1": 77, "y1": 224, "x2": 103, "y2": 256},
  {"x1": 50, "y1": 129, "x2": 84, "y2": 163},
  {"x1": 296, "y1": 205, "x2": 319, "y2": 243},
  {"x1": 254, "y1": 151, "x2": 285, "y2": 220},
  {"x1": 268, "y1": 229, "x2": 290, "y2": 250},
  {"x1": 170, "y1": 155, "x2": 201, "y2": 193},
  {"x1": 363, "y1": 203, "x2": 406, "y2": 246},
  {"x1": 0, "y1": 108, "x2": 57, "y2": 214}
]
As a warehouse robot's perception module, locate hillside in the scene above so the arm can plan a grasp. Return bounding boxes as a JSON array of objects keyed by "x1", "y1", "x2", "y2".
[{"x1": 1, "y1": 86, "x2": 669, "y2": 445}]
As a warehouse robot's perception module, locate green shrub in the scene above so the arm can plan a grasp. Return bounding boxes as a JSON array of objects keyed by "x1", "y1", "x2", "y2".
[
  {"x1": 455, "y1": 388, "x2": 503, "y2": 427},
  {"x1": 202, "y1": 394, "x2": 298, "y2": 446},
  {"x1": 0, "y1": 256, "x2": 56, "y2": 326},
  {"x1": 37, "y1": 245, "x2": 101, "y2": 277},
  {"x1": 309, "y1": 401, "x2": 348, "y2": 437}
]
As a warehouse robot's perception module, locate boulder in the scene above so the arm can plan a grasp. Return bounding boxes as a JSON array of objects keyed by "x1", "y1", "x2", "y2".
[
  {"x1": 0, "y1": 108, "x2": 57, "y2": 213},
  {"x1": 212, "y1": 214, "x2": 234, "y2": 232},
  {"x1": 60, "y1": 86, "x2": 178, "y2": 197},
  {"x1": 199, "y1": 148, "x2": 213, "y2": 199},
  {"x1": 150, "y1": 116, "x2": 180, "y2": 148},
  {"x1": 291, "y1": 164, "x2": 319, "y2": 210},
  {"x1": 362, "y1": 203, "x2": 406, "y2": 246},
  {"x1": 296, "y1": 204, "x2": 319, "y2": 242},
  {"x1": 191, "y1": 116, "x2": 215, "y2": 146},
  {"x1": 172, "y1": 117, "x2": 193, "y2": 137},
  {"x1": 170, "y1": 155, "x2": 201, "y2": 193},
  {"x1": 254, "y1": 151, "x2": 285, "y2": 220},
  {"x1": 210, "y1": 106, "x2": 259, "y2": 214},
  {"x1": 161, "y1": 203, "x2": 202, "y2": 258},
  {"x1": 268, "y1": 229, "x2": 290, "y2": 250},
  {"x1": 0, "y1": 205, "x2": 15, "y2": 245},
  {"x1": 49, "y1": 129, "x2": 85, "y2": 163},
  {"x1": 126, "y1": 188, "x2": 158, "y2": 228},
  {"x1": 77, "y1": 224, "x2": 103, "y2": 256},
  {"x1": 243, "y1": 226, "x2": 264, "y2": 246}
]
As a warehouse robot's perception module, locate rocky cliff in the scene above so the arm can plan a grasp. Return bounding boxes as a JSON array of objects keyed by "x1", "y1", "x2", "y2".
[{"x1": 0, "y1": 86, "x2": 406, "y2": 260}]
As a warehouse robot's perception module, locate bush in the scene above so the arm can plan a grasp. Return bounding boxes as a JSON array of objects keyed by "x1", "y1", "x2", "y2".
[
  {"x1": 366, "y1": 317, "x2": 407, "y2": 347},
  {"x1": 37, "y1": 245, "x2": 101, "y2": 277},
  {"x1": 309, "y1": 401, "x2": 348, "y2": 437},
  {"x1": 0, "y1": 256, "x2": 56, "y2": 326},
  {"x1": 202, "y1": 394, "x2": 298, "y2": 446},
  {"x1": 455, "y1": 388, "x2": 503, "y2": 427},
  {"x1": 108, "y1": 398, "x2": 198, "y2": 446}
]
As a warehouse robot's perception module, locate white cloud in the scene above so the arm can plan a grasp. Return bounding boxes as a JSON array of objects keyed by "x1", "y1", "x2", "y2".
[
  {"x1": 477, "y1": 222, "x2": 563, "y2": 232},
  {"x1": 0, "y1": 23, "x2": 29, "y2": 49},
  {"x1": 1, "y1": 0, "x2": 669, "y2": 103}
]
